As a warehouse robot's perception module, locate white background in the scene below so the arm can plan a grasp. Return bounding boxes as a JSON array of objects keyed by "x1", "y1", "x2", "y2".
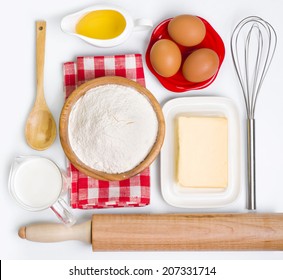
[{"x1": 1, "y1": 0, "x2": 283, "y2": 260}]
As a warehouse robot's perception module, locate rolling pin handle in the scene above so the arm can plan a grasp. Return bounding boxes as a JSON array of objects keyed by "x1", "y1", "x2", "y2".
[
  {"x1": 18, "y1": 226, "x2": 26, "y2": 239},
  {"x1": 18, "y1": 221, "x2": 92, "y2": 243}
]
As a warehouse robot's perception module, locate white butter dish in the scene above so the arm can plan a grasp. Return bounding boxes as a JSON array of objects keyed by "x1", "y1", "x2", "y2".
[{"x1": 161, "y1": 96, "x2": 240, "y2": 208}]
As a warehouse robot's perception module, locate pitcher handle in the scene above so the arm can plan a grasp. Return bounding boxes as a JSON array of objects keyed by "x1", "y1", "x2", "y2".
[
  {"x1": 133, "y1": 18, "x2": 153, "y2": 31},
  {"x1": 51, "y1": 198, "x2": 76, "y2": 226}
]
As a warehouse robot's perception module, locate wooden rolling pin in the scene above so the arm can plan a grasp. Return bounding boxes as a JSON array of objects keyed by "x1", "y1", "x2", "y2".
[{"x1": 19, "y1": 213, "x2": 283, "y2": 251}]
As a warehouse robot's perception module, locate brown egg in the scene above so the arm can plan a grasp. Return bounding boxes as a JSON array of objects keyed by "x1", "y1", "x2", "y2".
[
  {"x1": 150, "y1": 39, "x2": 182, "y2": 77},
  {"x1": 182, "y1": 48, "x2": 219, "y2": 83},
  {"x1": 168, "y1": 15, "x2": 206, "y2": 47}
]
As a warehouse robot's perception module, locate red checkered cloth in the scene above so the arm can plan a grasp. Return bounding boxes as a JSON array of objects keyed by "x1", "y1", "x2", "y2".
[{"x1": 63, "y1": 54, "x2": 151, "y2": 209}]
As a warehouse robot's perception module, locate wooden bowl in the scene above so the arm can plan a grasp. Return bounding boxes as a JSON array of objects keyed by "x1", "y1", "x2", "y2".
[{"x1": 60, "y1": 76, "x2": 165, "y2": 181}]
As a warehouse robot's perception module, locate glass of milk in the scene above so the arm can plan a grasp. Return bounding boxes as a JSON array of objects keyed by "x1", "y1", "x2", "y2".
[{"x1": 8, "y1": 156, "x2": 76, "y2": 226}]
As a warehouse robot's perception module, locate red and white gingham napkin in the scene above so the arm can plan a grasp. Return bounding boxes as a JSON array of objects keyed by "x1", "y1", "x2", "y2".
[{"x1": 63, "y1": 54, "x2": 150, "y2": 209}]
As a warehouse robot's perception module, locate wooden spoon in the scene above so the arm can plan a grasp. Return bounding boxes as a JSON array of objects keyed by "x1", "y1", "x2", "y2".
[{"x1": 25, "y1": 21, "x2": 56, "y2": 150}]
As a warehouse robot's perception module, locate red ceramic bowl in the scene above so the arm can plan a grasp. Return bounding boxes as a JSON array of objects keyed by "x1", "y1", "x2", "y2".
[{"x1": 145, "y1": 17, "x2": 225, "y2": 92}]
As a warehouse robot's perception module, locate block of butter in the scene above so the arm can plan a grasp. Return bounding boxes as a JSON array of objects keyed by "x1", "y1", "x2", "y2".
[{"x1": 177, "y1": 116, "x2": 228, "y2": 188}]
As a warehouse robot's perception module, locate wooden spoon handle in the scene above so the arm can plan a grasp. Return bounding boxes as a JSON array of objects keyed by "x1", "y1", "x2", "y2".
[{"x1": 36, "y1": 21, "x2": 46, "y2": 102}]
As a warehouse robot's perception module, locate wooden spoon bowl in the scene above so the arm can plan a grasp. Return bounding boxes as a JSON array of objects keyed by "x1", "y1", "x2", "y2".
[
  {"x1": 60, "y1": 76, "x2": 165, "y2": 181},
  {"x1": 25, "y1": 107, "x2": 56, "y2": 150}
]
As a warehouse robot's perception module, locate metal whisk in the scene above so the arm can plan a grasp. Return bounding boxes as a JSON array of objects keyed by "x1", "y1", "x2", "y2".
[{"x1": 231, "y1": 16, "x2": 277, "y2": 210}]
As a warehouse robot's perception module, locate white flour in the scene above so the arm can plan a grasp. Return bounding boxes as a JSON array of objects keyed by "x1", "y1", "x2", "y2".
[{"x1": 68, "y1": 84, "x2": 158, "y2": 174}]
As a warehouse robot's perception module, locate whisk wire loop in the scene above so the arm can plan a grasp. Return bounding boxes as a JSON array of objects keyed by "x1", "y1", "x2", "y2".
[{"x1": 245, "y1": 24, "x2": 263, "y2": 118}]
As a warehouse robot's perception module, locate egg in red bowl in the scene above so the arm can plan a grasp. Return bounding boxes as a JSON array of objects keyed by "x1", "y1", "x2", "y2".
[{"x1": 146, "y1": 16, "x2": 225, "y2": 92}]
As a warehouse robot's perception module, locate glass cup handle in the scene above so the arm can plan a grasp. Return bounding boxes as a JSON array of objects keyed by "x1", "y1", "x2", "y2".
[
  {"x1": 50, "y1": 198, "x2": 76, "y2": 226},
  {"x1": 133, "y1": 18, "x2": 153, "y2": 31}
]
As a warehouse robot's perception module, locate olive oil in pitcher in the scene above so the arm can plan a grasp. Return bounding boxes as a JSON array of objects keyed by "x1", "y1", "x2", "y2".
[{"x1": 75, "y1": 10, "x2": 127, "y2": 39}]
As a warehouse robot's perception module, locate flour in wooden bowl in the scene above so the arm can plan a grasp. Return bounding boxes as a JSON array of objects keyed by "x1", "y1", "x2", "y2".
[{"x1": 68, "y1": 84, "x2": 159, "y2": 174}]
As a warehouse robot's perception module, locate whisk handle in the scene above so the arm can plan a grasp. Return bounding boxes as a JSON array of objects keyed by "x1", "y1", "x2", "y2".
[{"x1": 247, "y1": 118, "x2": 256, "y2": 210}]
